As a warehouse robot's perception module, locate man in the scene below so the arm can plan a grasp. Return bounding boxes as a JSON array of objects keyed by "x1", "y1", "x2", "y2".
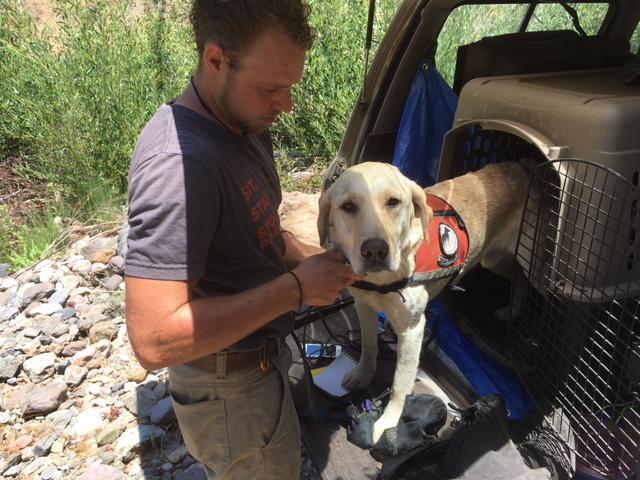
[{"x1": 124, "y1": 1, "x2": 361, "y2": 478}]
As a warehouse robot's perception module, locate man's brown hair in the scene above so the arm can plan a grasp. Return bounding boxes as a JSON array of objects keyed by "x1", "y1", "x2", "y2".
[{"x1": 190, "y1": 0, "x2": 314, "y2": 68}]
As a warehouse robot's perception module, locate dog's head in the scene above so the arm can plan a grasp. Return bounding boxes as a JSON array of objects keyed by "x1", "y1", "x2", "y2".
[{"x1": 318, "y1": 162, "x2": 432, "y2": 276}]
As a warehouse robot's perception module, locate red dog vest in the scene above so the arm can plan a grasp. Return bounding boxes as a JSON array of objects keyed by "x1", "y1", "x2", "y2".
[{"x1": 413, "y1": 193, "x2": 469, "y2": 283}]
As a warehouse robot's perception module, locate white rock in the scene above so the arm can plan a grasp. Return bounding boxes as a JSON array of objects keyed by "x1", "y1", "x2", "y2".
[
  {"x1": 1, "y1": 277, "x2": 19, "y2": 290},
  {"x1": 66, "y1": 406, "x2": 111, "y2": 437},
  {"x1": 28, "y1": 303, "x2": 63, "y2": 316}
]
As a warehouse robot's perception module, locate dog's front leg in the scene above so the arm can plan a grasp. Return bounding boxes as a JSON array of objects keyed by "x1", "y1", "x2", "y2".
[
  {"x1": 342, "y1": 299, "x2": 379, "y2": 391},
  {"x1": 372, "y1": 312, "x2": 426, "y2": 443}
]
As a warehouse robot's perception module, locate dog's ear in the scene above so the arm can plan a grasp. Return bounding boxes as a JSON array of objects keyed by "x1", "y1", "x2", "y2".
[
  {"x1": 410, "y1": 181, "x2": 432, "y2": 243},
  {"x1": 317, "y1": 186, "x2": 333, "y2": 247}
]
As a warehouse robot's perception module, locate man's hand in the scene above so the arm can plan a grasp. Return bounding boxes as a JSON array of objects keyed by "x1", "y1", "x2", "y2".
[{"x1": 292, "y1": 249, "x2": 364, "y2": 306}]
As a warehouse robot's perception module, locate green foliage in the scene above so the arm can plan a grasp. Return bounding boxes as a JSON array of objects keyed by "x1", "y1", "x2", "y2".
[
  {"x1": 271, "y1": 0, "x2": 401, "y2": 165},
  {"x1": 632, "y1": 21, "x2": 640, "y2": 53},
  {"x1": 0, "y1": 0, "x2": 195, "y2": 200},
  {"x1": 0, "y1": 206, "x2": 17, "y2": 266},
  {"x1": 0, "y1": 0, "x2": 634, "y2": 268},
  {"x1": 0, "y1": 204, "x2": 62, "y2": 270}
]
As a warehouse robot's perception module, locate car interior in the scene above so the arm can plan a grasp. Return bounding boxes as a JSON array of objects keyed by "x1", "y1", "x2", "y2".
[{"x1": 323, "y1": 0, "x2": 640, "y2": 477}]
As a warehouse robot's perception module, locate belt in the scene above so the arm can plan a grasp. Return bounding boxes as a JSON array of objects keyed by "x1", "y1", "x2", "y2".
[{"x1": 186, "y1": 337, "x2": 280, "y2": 374}]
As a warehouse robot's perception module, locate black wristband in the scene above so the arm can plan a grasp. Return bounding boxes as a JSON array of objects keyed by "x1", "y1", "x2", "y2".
[{"x1": 288, "y1": 271, "x2": 303, "y2": 312}]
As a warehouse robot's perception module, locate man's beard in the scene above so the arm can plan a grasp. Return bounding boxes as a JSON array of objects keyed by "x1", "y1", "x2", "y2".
[{"x1": 219, "y1": 76, "x2": 263, "y2": 134}]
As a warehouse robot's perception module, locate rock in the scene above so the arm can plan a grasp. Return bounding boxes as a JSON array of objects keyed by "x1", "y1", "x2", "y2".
[
  {"x1": 70, "y1": 345, "x2": 98, "y2": 367},
  {"x1": 1, "y1": 305, "x2": 19, "y2": 322},
  {"x1": 34, "y1": 432, "x2": 58, "y2": 456},
  {"x1": 81, "y1": 245, "x2": 117, "y2": 264},
  {"x1": 1, "y1": 452, "x2": 22, "y2": 475},
  {"x1": 123, "y1": 386, "x2": 157, "y2": 420},
  {"x1": 163, "y1": 442, "x2": 189, "y2": 464},
  {"x1": 15, "y1": 434, "x2": 34, "y2": 449},
  {"x1": 78, "y1": 312, "x2": 107, "y2": 333},
  {"x1": 174, "y1": 463, "x2": 207, "y2": 480},
  {"x1": 0, "y1": 263, "x2": 10, "y2": 278},
  {"x1": 97, "y1": 425, "x2": 125, "y2": 447},
  {"x1": 40, "y1": 465, "x2": 63, "y2": 480},
  {"x1": 150, "y1": 397, "x2": 175, "y2": 425},
  {"x1": 67, "y1": 407, "x2": 111, "y2": 437},
  {"x1": 21, "y1": 282, "x2": 55, "y2": 305},
  {"x1": 115, "y1": 425, "x2": 165, "y2": 463},
  {"x1": 0, "y1": 277, "x2": 18, "y2": 289},
  {"x1": 77, "y1": 463, "x2": 126, "y2": 480},
  {"x1": 61, "y1": 339, "x2": 87, "y2": 357},
  {"x1": 89, "y1": 320, "x2": 117, "y2": 342},
  {"x1": 0, "y1": 290, "x2": 17, "y2": 307},
  {"x1": 24, "y1": 382, "x2": 67, "y2": 416},
  {"x1": 108, "y1": 256, "x2": 125, "y2": 274},
  {"x1": 60, "y1": 307, "x2": 76, "y2": 321},
  {"x1": 27, "y1": 303, "x2": 63, "y2": 317},
  {"x1": 71, "y1": 258, "x2": 92, "y2": 274},
  {"x1": 63, "y1": 364, "x2": 88, "y2": 387},
  {"x1": 103, "y1": 274, "x2": 124, "y2": 291},
  {"x1": 127, "y1": 364, "x2": 148, "y2": 383},
  {"x1": 23, "y1": 352, "x2": 57, "y2": 383},
  {"x1": 41, "y1": 317, "x2": 69, "y2": 338},
  {"x1": 46, "y1": 409, "x2": 74, "y2": 430},
  {"x1": 60, "y1": 275, "x2": 82, "y2": 290},
  {"x1": 0, "y1": 354, "x2": 22, "y2": 380},
  {"x1": 22, "y1": 325, "x2": 42, "y2": 338},
  {"x1": 279, "y1": 191, "x2": 321, "y2": 246},
  {"x1": 48, "y1": 289, "x2": 70, "y2": 306}
]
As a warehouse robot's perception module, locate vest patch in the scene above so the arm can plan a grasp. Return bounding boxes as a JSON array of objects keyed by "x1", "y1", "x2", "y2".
[{"x1": 414, "y1": 193, "x2": 469, "y2": 281}]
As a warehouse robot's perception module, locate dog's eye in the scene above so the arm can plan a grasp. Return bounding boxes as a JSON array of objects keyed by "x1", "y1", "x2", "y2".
[
  {"x1": 340, "y1": 201, "x2": 358, "y2": 214},
  {"x1": 387, "y1": 197, "x2": 401, "y2": 207}
]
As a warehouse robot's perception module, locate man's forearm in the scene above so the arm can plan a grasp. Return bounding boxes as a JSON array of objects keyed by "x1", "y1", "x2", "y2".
[
  {"x1": 126, "y1": 273, "x2": 300, "y2": 370},
  {"x1": 281, "y1": 230, "x2": 324, "y2": 268}
]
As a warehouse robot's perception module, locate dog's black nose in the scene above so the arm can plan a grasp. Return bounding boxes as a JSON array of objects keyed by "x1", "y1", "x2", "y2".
[{"x1": 361, "y1": 238, "x2": 389, "y2": 263}]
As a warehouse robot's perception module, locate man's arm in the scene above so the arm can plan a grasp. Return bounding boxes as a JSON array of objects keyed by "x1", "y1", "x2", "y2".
[
  {"x1": 125, "y1": 249, "x2": 359, "y2": 370},
  {"x1": 280, "y1": 229, "x2": 323, "y2": 269}
]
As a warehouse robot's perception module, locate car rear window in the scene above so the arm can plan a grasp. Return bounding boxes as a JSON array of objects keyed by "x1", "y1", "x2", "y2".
[
  {"x1": 526, "y1": 3, "x2": 610, "y2": 35},
  {"x1": 435, "y1": 2, "x2": 613, "y2": 87},
  {"x1": 632, "y1": 21, "x2": 640, "y2": 53},
  {"x1": 435, "y1": 4, "x2": 529, "y2": 85}
]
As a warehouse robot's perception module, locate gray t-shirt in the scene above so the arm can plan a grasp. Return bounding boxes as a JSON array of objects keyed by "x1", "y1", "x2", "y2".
[{"x1": 125, "y1": 103, "x2": 294, "y2": 350}]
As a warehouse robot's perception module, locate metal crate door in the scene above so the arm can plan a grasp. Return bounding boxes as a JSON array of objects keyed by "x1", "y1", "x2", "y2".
[{"x1": 509, "y1": 159, "x2": 640, "y2": 478}]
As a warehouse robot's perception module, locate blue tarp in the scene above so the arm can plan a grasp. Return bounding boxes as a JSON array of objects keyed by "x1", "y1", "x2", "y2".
[
  {"x1": 392, "y1": 63, "x2": 458, "y2": 187},
  {"x1": 391, "y1": 63, "x2": 533, "y2": 419}
]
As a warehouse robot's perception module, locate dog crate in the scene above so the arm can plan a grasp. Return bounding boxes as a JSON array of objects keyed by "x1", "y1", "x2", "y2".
[
  {"x1": 436, "y1": 68, "x2": 640, "y2": 477},
  {"x1": 511, "y1": 160, "x2": 639, "y2": 479}
]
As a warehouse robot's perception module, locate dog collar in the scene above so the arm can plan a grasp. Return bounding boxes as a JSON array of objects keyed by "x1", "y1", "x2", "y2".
[{"x1": 349, "y1": 193, "x2": 469, "y2": 300}]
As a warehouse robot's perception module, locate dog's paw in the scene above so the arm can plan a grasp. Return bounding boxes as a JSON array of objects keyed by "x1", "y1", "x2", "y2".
[
  {"x1": 372, "y1": 411, "x2": 401, "y2": 444},
  {"x1": 341, "y1": 364, "x2": 375, "y2": 391}
]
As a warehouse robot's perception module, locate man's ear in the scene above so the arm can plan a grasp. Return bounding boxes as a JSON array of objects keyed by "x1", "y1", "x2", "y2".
[
  {"x1": 317, "y1": 186, "x2": 333, "y2": 247},
  {"x1": 410, "y1": 181, "x2": 432, "y2": 243},
  {"x1": 203, "y1": 43, "x2": 226, "y2": 72}
]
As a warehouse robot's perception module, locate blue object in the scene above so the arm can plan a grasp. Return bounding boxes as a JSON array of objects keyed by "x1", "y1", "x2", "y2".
[
  {"x1": 391, "y1": 64, "x2": 533, "y2": 419},
  {"x1": 392, "y1": 63, "x2": 458, "y2": 187},
  {"x1": 428, "y1": 299, "x2": 533, "y2": 419}
]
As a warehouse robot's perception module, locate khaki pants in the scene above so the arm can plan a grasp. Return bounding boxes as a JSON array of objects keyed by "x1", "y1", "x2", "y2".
[{"x1": 169, "y1": 341, "x2": 301, "y2": 479}]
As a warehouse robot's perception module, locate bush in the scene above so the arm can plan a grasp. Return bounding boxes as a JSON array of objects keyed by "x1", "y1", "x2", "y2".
[{"x1": 0, "y1": 0, "x2": 195, "y2": 201}]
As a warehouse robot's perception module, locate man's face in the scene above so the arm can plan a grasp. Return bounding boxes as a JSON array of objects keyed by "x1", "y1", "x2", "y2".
[{"x1": 217, "y1": 30, "x2": 307, "y2": 134}]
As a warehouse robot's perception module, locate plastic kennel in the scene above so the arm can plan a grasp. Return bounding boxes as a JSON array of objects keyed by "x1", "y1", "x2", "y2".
[
  {"x1": 510, "y1": 160, "x2": 639, "y2": 479},
  {"x1": 436, "y1": 68, "x2": 640, "y2": 477}
]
